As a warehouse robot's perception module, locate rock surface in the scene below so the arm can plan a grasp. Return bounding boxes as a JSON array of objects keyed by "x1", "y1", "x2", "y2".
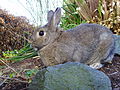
[
  {"x1": 29, "y1": 62, "x2": 112, "y2": 90},
  {"x1": 114, "y1": 35, "x2": 120, "y2": 55}
]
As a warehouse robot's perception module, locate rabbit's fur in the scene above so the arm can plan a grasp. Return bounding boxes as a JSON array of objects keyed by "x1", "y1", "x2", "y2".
[{"x1": 31, "y1": 8, "x2": 115, "y2": 69}]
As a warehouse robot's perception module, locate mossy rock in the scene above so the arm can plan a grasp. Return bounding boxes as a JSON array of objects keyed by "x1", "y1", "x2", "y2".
[{"x1": 29, "y1": 62, "x2": 111, "y2": 90}]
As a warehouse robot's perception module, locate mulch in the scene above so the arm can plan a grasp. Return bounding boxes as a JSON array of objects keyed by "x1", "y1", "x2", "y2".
[
  {"x1": 0, "y1": 55, "x2": 120, "y2": 90},
  {"x1": 99, "y1": 54, "x2": 120, "y2": 90}
]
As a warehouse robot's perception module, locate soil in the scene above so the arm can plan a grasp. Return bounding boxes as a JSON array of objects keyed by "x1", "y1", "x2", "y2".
[
  {"x1": 99, "y1": 54, "x2": 120, "y2": 90},
  {"x1": 0, "y1": 55, "x2": 120, "y2": 90}
]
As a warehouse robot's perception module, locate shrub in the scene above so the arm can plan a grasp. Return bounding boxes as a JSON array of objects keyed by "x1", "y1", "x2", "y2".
[{"x1": 0, "y1": 9, "x2": 34, "y2": 55}]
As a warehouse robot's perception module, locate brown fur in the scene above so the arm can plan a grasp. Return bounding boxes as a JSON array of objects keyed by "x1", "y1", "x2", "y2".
[{"x1": 31, "y1": 8, "x2": 115, "y2": 69}]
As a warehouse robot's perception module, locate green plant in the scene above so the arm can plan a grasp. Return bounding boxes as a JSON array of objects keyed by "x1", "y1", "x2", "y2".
[
  {"x1": 2, "y1": 50, "x2": 18, "y2": 58},
  {"x1": 1, "y1": 43, "x2": 38, "y2": 62},
  {"x1": 62, "y1": 0, "x2": 120, "y2": 34},
  {"x1": 25, "y1": 69, "x2": 39, "y2": 78},
  {"x1": 61, "y1": 0, "x2": 87, "y2": 30},
  {"x1": 9, "y1": 73, "x2": 16, "y2": 78}
]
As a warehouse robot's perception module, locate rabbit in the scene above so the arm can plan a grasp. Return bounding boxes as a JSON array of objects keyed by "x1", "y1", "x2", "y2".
[{"x1": 31, "y1": 7, "x2": 115, "y2": 69}]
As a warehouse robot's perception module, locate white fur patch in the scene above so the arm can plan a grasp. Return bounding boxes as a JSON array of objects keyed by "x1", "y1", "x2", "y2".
[
  {"x1": 90, "y1": 63, "x2": 103, "y2": 69},
  {"x1": 100, "y1": 33, "x2": 108, "y2": 40}
]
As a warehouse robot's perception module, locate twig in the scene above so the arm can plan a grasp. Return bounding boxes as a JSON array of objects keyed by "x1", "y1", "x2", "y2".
[
  {"x1": 0, "y1": 76, "x2": 28, "y2": 85},
  {"x1": 108, "y1": 71, "x2": 119, "y2": 76},
  {"x1": 0, "y1": 59, "x2": 18, "y2": 74},
  {"x1": 3, "y1": 25, "x2": 32, "y2": 43},
  {"x1": 17, "y1": 0, "x2": 37, "y2": 24},
  {"x1": 0, "y1": 78, "x2": 7, "y2": 86}
]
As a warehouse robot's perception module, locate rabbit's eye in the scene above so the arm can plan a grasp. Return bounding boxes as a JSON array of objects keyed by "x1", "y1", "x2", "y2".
[{"x1": 39, "y1": 31, "x2": 44, "y2": 36}]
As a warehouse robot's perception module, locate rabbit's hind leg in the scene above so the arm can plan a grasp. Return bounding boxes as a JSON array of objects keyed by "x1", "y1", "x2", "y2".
[
  {"x1": 103, "y1": 52, "x2": 114, "y2": 63},
  {"x1": 102, "y1": 49, "x2": 114, "y2": 64},
  {"x1": 101, "y1": 39, "x2": 115, "y2": 64},
  {"x1": 87, "y1": 33, "x2": 114, "y2": 69}
]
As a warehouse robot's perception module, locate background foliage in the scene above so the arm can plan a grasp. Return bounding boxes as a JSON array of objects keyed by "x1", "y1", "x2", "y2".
[
  {"x1": 0, "y1": 9, "x2": 34, "y2": 55},
  {"x1": 61, "y1": 0, "x2": 120, "y2": 34}
]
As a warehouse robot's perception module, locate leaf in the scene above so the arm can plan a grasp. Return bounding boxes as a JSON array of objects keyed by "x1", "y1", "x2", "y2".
[
  {"x1": 75, "y1": 0, "x2": 92, "y2": 21},
  {"x1": 86, "y1": 0, "x2": 99, "y2": 17}
]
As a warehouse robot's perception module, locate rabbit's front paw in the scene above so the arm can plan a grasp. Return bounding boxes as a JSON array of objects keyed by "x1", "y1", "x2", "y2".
[{"x1": 90, "y1": 63, "x2": 103, "y2": 69}]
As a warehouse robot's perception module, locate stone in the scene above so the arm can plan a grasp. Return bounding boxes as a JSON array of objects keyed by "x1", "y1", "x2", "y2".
[
  {"x1": 29, "y1": 62, "x2": 112, "y2": 90},
  {"x1": 114, "y1": 35, "x2": 120, "y2": 55}
]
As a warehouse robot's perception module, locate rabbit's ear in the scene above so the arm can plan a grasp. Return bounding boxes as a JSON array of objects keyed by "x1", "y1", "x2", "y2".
[
  {"x1": 54, "y1": 7, "x2": 61, "y2": 25},
  {"x1": 47, "y1": 10, "x2": 54, "y2": 22},
  {"x1": 49, "y1": 7, "x2": 61, "y2": 27}
]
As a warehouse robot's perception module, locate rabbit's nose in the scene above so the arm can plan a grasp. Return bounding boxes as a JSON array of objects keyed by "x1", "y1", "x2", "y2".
[
  {"x1": 32, "y1": 45, "x2": 40, "y2": 51},
  {"x1": 34, "y1": 47, "x2": 39, "y2": 51},
  {"x1": 31, "y1": 43, "x2": 38, "y2": 51}
]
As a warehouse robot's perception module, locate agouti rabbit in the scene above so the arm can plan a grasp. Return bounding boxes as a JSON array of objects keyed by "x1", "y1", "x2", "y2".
[{"x1": 31, "y1": 8, "x2": 115, "y2": 69}]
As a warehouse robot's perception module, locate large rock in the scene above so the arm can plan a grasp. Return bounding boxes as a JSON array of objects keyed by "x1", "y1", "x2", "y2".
[
  {"x1": 29, "y1": 62, "x2": 112, "y2": 90},
  {"x1": 114, "y1": 35, "x2": 120, "y2": 55}
]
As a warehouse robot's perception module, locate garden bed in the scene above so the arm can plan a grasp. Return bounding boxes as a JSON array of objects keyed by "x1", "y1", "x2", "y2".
[{"x1": 0, "y1": 55, "x2": 120, "y2": 90}]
